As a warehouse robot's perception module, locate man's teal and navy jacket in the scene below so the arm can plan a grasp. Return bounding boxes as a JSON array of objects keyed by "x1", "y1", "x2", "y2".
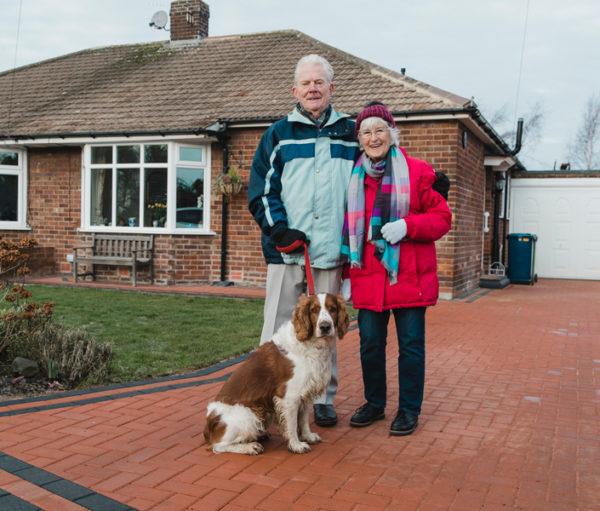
[{"x1": 248, "y1": 107, "x2": 358, "y2": 268}]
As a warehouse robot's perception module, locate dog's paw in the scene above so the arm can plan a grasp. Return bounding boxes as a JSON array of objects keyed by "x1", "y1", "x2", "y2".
[
  {"x1": 300, "y1": 431, "x2": 321, "y2": 444},
  {"x1": 245, "y1": 442, "x2": 264, "y2": 455},
  {"x1": 288, "y1": 440, "x2": 311, "y2": 454}
]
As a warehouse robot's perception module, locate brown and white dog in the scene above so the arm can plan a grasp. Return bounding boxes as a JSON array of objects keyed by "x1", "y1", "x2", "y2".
[{"x1": 203, "y1": 293, "x2": 349, "y2": 455}]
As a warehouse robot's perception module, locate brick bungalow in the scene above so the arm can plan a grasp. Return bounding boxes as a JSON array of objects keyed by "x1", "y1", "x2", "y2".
[{"x1": 0, "y1": 0, "x2": 523, "y2": 299}]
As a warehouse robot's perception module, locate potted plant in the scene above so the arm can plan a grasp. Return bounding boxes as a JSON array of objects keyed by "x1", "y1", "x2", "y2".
[
  {"x1": 148, "y1": 202, "x2": 166, "y2": 227},
  {"x1": 213, "y1": 168, "x2": 244, "y2": 199}
]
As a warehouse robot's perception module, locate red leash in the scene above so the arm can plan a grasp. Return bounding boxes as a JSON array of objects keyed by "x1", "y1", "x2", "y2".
[{"x1": 303, "y1": 242, "x2": 315, "y2": 296}]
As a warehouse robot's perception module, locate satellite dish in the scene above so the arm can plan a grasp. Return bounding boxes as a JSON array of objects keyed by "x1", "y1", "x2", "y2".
[{"x1": 149, "y1": 10, "x2": 168, "y2": 29}]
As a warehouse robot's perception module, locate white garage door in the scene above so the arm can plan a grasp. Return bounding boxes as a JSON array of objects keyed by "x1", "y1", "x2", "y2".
[{"x1": 510, "y1": 178, "x2": 600, "y2": 280}]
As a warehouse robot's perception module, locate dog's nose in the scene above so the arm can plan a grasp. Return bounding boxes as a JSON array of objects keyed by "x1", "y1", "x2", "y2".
[{"x1": 319, "y1": 322, "x2": 332, "y2": 334}]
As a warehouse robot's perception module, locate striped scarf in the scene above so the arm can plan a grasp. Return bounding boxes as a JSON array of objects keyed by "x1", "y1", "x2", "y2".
[{"x1": 341, "y1": 145, "x2": 410, "y2": 285}]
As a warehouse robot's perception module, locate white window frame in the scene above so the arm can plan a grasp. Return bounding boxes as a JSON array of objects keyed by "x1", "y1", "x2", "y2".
[
  {"x1": 0, "y1": 148, "x2": 28, "y2": 230},
  {"x1": 174, "y1": 143, "x2": 211, "y2": 233},
  {"x1": 82, "y1": 141, "x2": 212, "y2": 234}
]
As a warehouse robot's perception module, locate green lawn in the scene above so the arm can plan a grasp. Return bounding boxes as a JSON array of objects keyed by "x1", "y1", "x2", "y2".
[{"x1": 28, "y1": 285, "x2": 264, "y2": 383}]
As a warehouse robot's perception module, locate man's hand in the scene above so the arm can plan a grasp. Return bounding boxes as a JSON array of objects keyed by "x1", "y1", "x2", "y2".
[
  {"x1": 432, "y1": 171, "x2": 450, "y2": 200},
  {"x1": 272, "y1": 228, "x2": 308, "y2": 254}
]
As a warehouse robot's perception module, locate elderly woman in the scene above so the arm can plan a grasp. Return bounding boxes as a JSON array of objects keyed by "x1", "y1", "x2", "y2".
[{"x1": 341, "y1": 102, "x2": 452, "y2": 435}]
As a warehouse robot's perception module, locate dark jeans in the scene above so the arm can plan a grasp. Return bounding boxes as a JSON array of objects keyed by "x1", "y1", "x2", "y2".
[{"x1": 357, "y1": 307, "x2": 426, "y2": 415}]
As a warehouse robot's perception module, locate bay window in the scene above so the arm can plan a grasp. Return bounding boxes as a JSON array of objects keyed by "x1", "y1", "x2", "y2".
[{"x1": 85, "y1": 142, "x2": 210, "y2": 232}]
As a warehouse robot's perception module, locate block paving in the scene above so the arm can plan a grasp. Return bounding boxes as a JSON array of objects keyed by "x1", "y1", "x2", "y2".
[{"x1": 0, "y1": 278, "x2": 598, "y2": 510}]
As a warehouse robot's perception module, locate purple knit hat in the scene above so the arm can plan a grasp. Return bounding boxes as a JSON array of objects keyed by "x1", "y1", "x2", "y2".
[{"x1": 355, "y1": 102, "x2": 396, "y2": 139}]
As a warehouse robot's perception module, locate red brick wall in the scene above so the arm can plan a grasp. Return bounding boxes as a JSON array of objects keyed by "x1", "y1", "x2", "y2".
[
  {"x1": 401, "y1": 121, "x2": 487, "y2": 298},
  {"x1": 450, "y1": 124, "x2": 486, "y2": 296},
  {"x1": 211, "y1": 128, "x2": 266, "y2": 286},
  {"x1": 396, "y1": 120, "x2": 485, "y2": 298},
  {"x1": 26, "y1": 147, "x2": 81, "y2": 274}
]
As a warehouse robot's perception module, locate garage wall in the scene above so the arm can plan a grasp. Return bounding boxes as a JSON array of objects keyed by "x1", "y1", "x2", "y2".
[{"x1": 509, "y1": 177, "x2": 600, "y2": 280}]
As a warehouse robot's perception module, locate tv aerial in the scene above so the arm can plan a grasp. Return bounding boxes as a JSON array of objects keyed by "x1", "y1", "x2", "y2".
[{"x1": 149, "y1": 10, "x2": 168, "y2": 31}]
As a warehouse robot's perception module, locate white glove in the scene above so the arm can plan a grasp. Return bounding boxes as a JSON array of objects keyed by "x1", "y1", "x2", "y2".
[
  {"x1": 381, "y1": 219, "x2": 407, "y2": 244},
  {"x1": 341, "y1": 279, "x2": 352, "y2": 301}
]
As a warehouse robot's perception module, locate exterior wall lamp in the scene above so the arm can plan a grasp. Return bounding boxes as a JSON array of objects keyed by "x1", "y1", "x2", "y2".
[{"x1": 495, "y1": 172, "x2": 506, "y2": 191}]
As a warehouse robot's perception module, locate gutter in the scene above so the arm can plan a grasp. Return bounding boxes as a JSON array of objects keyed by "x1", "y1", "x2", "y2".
[{"x1": 0, "y1": 128, "x2": 214, "y2": 145}]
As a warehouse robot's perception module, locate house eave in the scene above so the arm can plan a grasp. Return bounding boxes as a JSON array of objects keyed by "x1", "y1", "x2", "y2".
[{"x1": 484, "y1": 155, "x2": 518, "y2": 171}]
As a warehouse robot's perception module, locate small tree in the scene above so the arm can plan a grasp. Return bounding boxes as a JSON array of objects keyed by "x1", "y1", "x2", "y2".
[{"x1": 567, "y1": 92, "x2": 600, "y2": 170}]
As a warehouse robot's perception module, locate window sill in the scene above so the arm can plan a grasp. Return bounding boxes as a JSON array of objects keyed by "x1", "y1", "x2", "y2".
[{"x1": 0, "y1": 224, "x2": 32, "y2": 231}]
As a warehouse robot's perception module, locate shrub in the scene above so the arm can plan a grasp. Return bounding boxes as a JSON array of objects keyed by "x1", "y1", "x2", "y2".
[
  {"x1": 1, "y1": 285, "x2": 113, "y2": 386},
  {"x1": 1, "y1": 236, "x2": 113, "y2": 387},
  {"x1": 27, "y1": 322, "x2": 113, "y2": 386}
]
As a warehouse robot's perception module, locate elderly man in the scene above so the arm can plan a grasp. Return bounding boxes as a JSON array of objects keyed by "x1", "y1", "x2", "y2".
[{"x1": 248, "y1": 54, "x2": 357, "y2": 427}]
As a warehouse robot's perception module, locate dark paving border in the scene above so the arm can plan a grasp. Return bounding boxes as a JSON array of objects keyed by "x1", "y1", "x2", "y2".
[
  {"x1": 465, "y1": 288, "x2": 493, "y2": 302},
  {"x1": 0, "y1": 488, "x2": 42, "y2": 511},
  {"x1": 453, "y1": 287, "x2": 494, "y2": 302},
  {"x1": 0, "y1": 374, "x2": 231, "y2": 418},
  {"x1": 0, "y1": 452, "x2": 137, "y2": 511}
]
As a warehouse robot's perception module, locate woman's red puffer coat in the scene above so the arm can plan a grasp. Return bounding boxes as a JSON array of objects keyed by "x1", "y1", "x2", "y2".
[{"x1": 348, "y1": 148, "x2": 452, "y2": 311}]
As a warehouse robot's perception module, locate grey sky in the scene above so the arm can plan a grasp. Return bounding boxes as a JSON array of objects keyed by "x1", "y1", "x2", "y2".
[{"x1": 2, "y1": 0, "x2": 599, "y2": 170}]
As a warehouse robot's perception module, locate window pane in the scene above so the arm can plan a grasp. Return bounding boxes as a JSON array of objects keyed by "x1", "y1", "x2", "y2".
[
  {"x1": 179, "y1": 146, "x2": 203, "y2": 163},
  {"x1": 117, "y1": 145, "x2": 140, "y2": 164},
  {"x1": 117, "y1": 169, "x2": 140, "y2": 227},
  {"x1": 144, "y1": 144, "x2": 168, "y2": 163},
  {"x1": 90, "y1": 169, "x2": 113, "y2": 225},
  {"x1": 0, "y1": 175, "x2": 18, "y2": 220},
  {"x1": 0, "y1": 152, "x2": 18, "y2": 166},
  {"x1": 144, "y1": 168, "x2": 167, "y2": 227},
  {"x1": 91, "y1": 146, "x2": 112, "y2": 164},
  {"x1": 176, "y1": 167, "x2": 204, "y2": 228}
]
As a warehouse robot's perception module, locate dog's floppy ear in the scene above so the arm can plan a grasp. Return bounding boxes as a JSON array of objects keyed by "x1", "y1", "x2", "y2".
[
  {"x1": 292, "y1": 295, "x2": 313, "y2": 342},
  {"x1": 335, "y1": 295, "x2": 350, "y2": 339}
]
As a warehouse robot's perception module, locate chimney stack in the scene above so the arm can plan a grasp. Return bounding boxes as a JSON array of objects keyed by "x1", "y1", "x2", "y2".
[{"x1": 170, "y1": 0, "x2": 209, "y2": 42}]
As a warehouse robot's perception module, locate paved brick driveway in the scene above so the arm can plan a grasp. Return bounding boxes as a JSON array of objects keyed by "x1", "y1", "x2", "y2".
[{"x1": 0, "y1": 279, "x2": 598, "y2": 510}]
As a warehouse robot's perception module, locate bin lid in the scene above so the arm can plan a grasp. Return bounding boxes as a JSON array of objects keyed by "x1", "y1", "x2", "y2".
[{"x1": 507, "y1": 233, "x2": 538, "y2": 241}]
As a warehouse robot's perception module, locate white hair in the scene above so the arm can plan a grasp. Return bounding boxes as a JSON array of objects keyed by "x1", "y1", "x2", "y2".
[
  {"x1": 357, "y1": 116, "x2": 400, "y2": 149},
  {"x1": 294, "y1": 54, "x2": 334, "y2": 85}
]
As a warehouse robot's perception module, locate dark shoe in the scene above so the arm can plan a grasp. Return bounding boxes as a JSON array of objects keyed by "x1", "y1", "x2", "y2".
[
  {"x1": 313, "y1": 404, "x2": 337, "y2": 427},
  {"x1": 390, "y1": 410, "x2": 418, "y2": 436},
  {"x1": 349, "y1": 403, "x2": 385, "y2": 427}
]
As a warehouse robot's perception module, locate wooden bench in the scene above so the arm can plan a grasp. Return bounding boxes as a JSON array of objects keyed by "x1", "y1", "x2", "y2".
[{"x1": 73, "y1": 234, "x2": 154, "y2": 286}]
